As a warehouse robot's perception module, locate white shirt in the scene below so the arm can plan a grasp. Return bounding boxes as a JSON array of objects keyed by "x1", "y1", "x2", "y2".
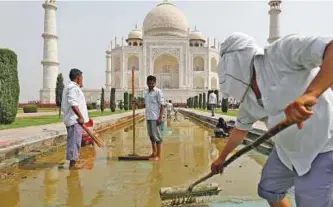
[
  {"x1": 209, "y1": 93, "x2": 217, "y2": 104},
  {"x1": 166, "y1": 102, "x2": 173, "y2": 111},
  {"x1": 237, "y1": 35, "x2": 333, "y2": 176},
  {"x1": 61, "y1": 81, "x2": 89, "y2": 127},
  {"x1": 144, "y1": 87, "x2": 165, "y2": 120}
]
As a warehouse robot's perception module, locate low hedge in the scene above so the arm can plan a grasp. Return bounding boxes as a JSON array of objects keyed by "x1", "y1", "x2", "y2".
[{"x1": 23, "y1": 104, "x2": 38, "y2": 113}]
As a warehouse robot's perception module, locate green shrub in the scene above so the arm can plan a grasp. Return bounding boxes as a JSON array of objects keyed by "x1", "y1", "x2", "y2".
[
  {"x1": 0, "y1": 49, "x2": 19, "y2": 124},
  {"x1": 124, "y1": 92, "x2": 129, "y2": 110},
  {"x1": 129, "y1": 93, "x2": 132, "y2": 110},
  {"x1": 110, "y1": 88, "x2": 116, "y2": 112},
  {"x1": 100, "y1": 88, "x2": 105, "y2": 112},
  {"x1": 222, "y1": 97, "x2": 229, "y2": 113},
  {"x1": 199, "y1": 94, "x2": 202, "y2": 108},
  {"x1": 190, "y1": 97, "x2": 194, "y2": 108},
  {"x1": 194, "y1": 96, "x2": 198, "y2": 108},
  {"x1": 23, "y1": 104, "x2": 38, "y2": 113},
  {"x1": 207, "y1": 90, "x2": 213, "y2": 110},
  {"x1": 55, "y1": 73, "x2": 64, "y2": 118},
  {"x1": 87, "y1": 103, "x2": 94, "y2": 110},
  {"x1": 118, "y1": 100, "x2": 124, "y2": 110},
  {"x1": 203, "y1": 93, "x2": 206, "y2": 109}
]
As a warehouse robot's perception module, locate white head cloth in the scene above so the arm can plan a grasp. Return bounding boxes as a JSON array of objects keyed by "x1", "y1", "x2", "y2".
[{"x1": 218, "y1": 32, "x2": 259, "y2": 102}]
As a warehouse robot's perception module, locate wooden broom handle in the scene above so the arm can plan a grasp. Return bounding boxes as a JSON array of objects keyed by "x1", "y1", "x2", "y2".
[{"x1": 188, "y1": 119, "x2": 293, "y2": 191}]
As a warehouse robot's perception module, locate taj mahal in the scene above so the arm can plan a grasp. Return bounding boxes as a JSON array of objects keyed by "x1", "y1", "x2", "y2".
[{"x1": 39, "y1": 0, "x2": 281, "y2": 104}]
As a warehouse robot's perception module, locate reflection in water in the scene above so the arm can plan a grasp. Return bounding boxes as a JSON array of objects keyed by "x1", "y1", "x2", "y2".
[
  {"x1": 66, "y1": 170, "x2": 83, "y2": 207},
  {"x1": 0, "y1": 114, "x2": 278, "y2": 207},
  {"x1": 0, "y1": 183, "x2": 20, "y2": 207},
  {"x1": 44, "y1": 167, "x2": 59, "y2": 206}
]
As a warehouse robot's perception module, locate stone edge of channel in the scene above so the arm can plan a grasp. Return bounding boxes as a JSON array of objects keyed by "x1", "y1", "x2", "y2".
[{"x1": 0, "y1": 112, "x2": 145, "y2": 171}]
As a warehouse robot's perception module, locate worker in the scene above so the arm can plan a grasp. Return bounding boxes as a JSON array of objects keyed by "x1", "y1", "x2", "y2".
[
  {"x1": 211, "y1": 33, "x2": 333, "y2": 207},
  {"x1": 61, "y1": 68, "x2": 89, "y2": 169},
  {"x1": 144, "y1": 75, "x2": 165, "y2": 161}
]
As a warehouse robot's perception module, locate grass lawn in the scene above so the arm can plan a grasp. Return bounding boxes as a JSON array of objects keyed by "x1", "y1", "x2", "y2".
[
  {"x1": 195, "y1": 108, "x2": 239, "y2": 117},
  {"x1": 0, "y1": 110, "x2": 126, "y2": 130}
]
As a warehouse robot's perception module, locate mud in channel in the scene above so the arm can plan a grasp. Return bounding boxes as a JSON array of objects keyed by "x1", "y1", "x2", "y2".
[{"x1": 0, "y1": 114, "x2": 294, "y2": 207}]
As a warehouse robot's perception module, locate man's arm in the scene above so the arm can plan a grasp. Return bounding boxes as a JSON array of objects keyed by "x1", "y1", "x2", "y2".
[
  {"x1": 157, "y1": 90, "x2": 165, "y2": 123},
  {"x1": 68, "y1": 88, "x2": 84, "y2": 124},
  {"x1": 218, "y1": 128, "x2": 248, "y2": 160},
  {"x1": 304, "y1": 42, "x2": 333, "y2": 98}
]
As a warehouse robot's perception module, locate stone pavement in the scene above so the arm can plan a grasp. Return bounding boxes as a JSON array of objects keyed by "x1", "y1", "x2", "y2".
[
  {"x1": 0, "y1": 110, "x2": 144, "y2": 152},
  {"x1": 16, "y1": 109, "x2": 99, "y2": 118},
  {"x1": 179, "y1": 108, "x2": 272, "y2": 155},
  {"x1": 180, "y1": 108, "x2": 267, "y2": 131}
]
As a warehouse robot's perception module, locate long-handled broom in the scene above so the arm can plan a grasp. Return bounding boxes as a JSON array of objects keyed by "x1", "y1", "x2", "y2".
[
  {"x1": 117, "y1": 67, "x2": 150, "y2": 161},
  {"x1": 80, "y1": 123, "x2": 104, "y2": 148},
  {"x1": 160, "y1": 118, "x2": 295, "y2": 204}
]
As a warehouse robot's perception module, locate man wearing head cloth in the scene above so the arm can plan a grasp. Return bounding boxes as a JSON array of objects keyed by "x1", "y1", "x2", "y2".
[{"x1": 211, "y1": 32, "x2": 333, "y2": 207}]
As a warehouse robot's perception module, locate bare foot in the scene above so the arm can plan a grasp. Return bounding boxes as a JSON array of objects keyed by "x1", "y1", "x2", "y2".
[
  {"x1": 69, "y1": 162, "x2": 84, "y2": 170},
  {"x1": 149, "y1": 156, "x2": 160, "y2": 161},
  {"x1": 149, "y1": 154, "x2": 156, "y2": 158}
]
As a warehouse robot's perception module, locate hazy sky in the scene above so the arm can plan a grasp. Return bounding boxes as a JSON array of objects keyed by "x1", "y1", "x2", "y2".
[{"x1": 0, "y1": 0, "x2": 332, "y2": 102}]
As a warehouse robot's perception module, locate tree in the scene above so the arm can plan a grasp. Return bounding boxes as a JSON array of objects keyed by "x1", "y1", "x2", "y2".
[
  {"x1": 100, "y1": 88, "x2": 105, "y2": 113},
  {"x1": 0, "y1": 49, "x2": 19, "y2": 124},
  {"x1": 55, "y1": 73, "x2": 64, "y2": 118},
  {"x1": 110, "y1": 88, "x2": 116, "y2": 112}
]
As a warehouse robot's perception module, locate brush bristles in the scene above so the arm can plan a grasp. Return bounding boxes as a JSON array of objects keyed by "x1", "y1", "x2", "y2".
[
  {"x1": 160, "y1": 195, "x2": 216, "y2": 206},
  {"x1": 160, "y1": 183, "x2": 221, "y2": 201}
]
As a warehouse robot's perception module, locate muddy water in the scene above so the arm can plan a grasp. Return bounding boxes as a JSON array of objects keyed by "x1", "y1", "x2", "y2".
[{"x1": 0, "y1": 115, "x2": 293, "y2": 207}]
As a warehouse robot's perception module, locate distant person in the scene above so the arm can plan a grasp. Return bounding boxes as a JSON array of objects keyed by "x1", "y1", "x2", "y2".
[
  {"x1": 209, "y1": 92, "x2": 217, "y2": 117},
  {"x1": 61, "y1": 68, "x2": 90, "y2": 170},
  {"x1": 144, "y1": 75, "x2": 165, "y2": 161},
  {"x1": 214, "y1": 117, "x2": 229, "y2": 138},
  {"x1": 166, "y1": 100, "x2": 174, "y2": 119}
]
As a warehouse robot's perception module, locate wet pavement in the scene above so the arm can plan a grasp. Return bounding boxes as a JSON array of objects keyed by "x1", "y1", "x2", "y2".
[{"x1": 0, "y1": 114, "x2": 294, "y2": 207}]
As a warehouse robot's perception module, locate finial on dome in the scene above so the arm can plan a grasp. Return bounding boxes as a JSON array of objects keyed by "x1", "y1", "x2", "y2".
[
  {"x1": 194, "y1": 25, "x2": 197, "y2": 31},
  {"x1": 135, "y1": 24, "x2": 138, "y2": 29},
  {"x1": 158, "y1": 0, "x2": 172, "y2": 6}
]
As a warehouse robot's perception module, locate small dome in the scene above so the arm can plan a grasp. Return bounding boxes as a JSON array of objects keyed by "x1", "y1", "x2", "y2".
[
  {"x1": 127, "y1": 26, "x2": 143, "y2": 41},
  {"x1": 189, "y1": 26, "x2": 205, "y2": 42},
  {"x1": 143, "y1": 1, "x2": 189, "y2": 37}
]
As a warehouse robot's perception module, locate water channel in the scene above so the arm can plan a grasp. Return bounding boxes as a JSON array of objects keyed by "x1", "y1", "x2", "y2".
[{"x1": 0, "y1": 114, "x2": 294, "y2": 207}]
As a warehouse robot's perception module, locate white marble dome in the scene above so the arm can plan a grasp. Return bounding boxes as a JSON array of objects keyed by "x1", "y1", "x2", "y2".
[
  {"x1": 143, "y1": 1, "x2": 189, "y2": 37},
  {"x1": 127, "y1": 27, "x2": 143, "y2": 40},
  {"x1": 189, "y1": 28, "x2": 205, "y2": 42}
]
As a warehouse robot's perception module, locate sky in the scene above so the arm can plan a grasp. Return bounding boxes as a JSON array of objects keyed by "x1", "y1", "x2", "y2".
[{"x1": 0, "y1": 0, "x2": 333, "y2": 102}]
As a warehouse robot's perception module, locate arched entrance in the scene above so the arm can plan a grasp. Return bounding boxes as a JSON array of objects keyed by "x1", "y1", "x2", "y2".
[
  {"x1": 193, "y1": 76, "x2": 204, "y2": 89},
  {"x1": 211, "y1": 77, "x2": 218, "y2": 89},
  {"x1": 153, "y1": 54, "x2": 179, "y2": 89}
]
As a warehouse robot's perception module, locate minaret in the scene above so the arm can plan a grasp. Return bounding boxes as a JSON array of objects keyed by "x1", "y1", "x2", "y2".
[
  {"x1": 40, "y1": 0, "x2": 59, "y2": 104},
  {"x1": 105, "y1": 41, "x2": 112, "y2": 90},
  {"x1": 268, "y1": 0, "x2": 282, "y2": 43}
]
